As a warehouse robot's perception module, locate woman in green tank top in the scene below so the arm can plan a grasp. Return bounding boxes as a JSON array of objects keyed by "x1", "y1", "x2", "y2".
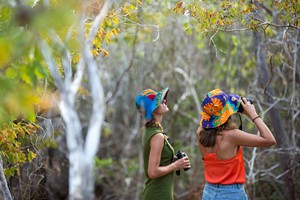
[{"x1": 135, "y1": 87, "x2": 191, "y2": 200}]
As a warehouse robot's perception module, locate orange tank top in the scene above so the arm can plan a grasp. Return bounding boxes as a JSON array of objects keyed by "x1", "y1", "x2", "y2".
[{"x1": 203, "y1": 142, "x2": 246, "y2": 184}]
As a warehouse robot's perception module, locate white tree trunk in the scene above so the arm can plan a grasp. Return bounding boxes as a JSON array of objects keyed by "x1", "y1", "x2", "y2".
[
  {"x1": 0, "y1": 155, "x2": 13, "y2": 200},
  {"x1": 38, "y1": 1, "x2": 114, "y2": 199}
]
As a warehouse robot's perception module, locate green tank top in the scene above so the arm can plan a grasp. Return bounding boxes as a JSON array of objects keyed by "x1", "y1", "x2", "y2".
[{"x1": 142, "y1": 127, "x2": 175, "y2": 200}]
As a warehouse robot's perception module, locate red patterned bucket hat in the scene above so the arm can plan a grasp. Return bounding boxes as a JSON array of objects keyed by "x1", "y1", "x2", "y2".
[{"x1": 200, "y1": 89, "x2": 241, "y2": 128}]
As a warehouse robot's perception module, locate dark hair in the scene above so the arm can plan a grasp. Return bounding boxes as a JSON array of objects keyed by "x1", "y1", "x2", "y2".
[
  {"x1": 199, "y1": 117, "x2": 237, "y2": 147},
  {"x1": 145, "y1": 120, "x2": 163, "y2": 130}
]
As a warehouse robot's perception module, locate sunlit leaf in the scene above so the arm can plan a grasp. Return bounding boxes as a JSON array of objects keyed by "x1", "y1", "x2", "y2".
[{"x1": 28, "y1": 150, "x2": 37, "y2": 162}]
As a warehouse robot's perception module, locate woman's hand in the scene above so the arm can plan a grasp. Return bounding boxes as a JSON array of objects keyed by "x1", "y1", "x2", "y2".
[
  {"x1": 173, "y1": 156, "x2": 191, "y2": 170},
  {"x1": 240, "y1": 97, "x2": 258, "y2": 120}
]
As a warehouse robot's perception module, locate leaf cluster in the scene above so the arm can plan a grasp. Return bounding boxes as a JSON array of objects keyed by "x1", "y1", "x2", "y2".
[
  {"x1": 173, "y1": 0, "x2": 299, "y2": 35},
  {"x1": 0, "y1": 120, "x2": 39, "y2": 178}
]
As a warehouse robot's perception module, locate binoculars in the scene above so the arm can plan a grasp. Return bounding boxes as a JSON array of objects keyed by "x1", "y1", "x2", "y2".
[
  {"x1": 238, "y1": 97, "x2": 253, "y2": 113},
  {"x1": 173, "y1": 150, "x2": 190, "y2": 176}
]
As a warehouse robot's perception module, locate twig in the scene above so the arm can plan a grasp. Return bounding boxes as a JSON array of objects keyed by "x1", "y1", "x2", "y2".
[
  {"x1": 209, "y1": 30, "x2": 226, "y2": 57},
  {"x1": 251, "y1": 15, "x2": 300, "y2": 29}
]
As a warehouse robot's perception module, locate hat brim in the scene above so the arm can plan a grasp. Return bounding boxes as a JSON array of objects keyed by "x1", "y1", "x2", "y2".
[
  {"x1": 151, "y1": 87, "x2": 169, "y2": 112},
  {"x1": 160, "y1": 87, "x2": 169, "y2": 103}
]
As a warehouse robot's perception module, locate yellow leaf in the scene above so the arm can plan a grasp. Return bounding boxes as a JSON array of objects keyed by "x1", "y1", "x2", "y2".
[
  {"x1": 101, "y1": 49, "x2": 110, "y2": 58},
  {"x1": 28, "y1": 151, "x2": 37, "y2": 162},
  {"x1": 105, "y1": 37, "x2": 111, "y2": 44},
  {"x1": 111, "y1": 17, "x2": 119, "y2": 25},
  {"x1": 173, "y1": 1, "x2": 183, "y2": 12},
  {"x1": 217, "y1": 20, "x2": 225, "y2": 26},
  {"x1": 92, "y1": 49, "x2": 99, "y2": 56},
  {"x1": 111, "y1": 28, "x2": 118, "y2": 35}
]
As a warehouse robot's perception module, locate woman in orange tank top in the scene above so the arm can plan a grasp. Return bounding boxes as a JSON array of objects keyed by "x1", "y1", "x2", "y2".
[{"x1": 196, "y1": 89, "x2": 276, "y2": 200}]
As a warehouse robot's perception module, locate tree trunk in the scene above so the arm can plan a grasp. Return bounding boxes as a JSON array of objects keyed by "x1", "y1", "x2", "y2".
[
  {"x1": 38, "y1": 0, "x2": 112, "y2": 198},
  {"x1": 67, "y1": 151, "x2": 95, "y2": 200},
  {"x1": 82, "y1": 160, "x2": 95, "y2": 199},
  {"x1": 0, "y1": 156, "x2": 13, "y2": 200},
  {"x1": 253, "y1": 3, "x2": 297, "y2": 199}
]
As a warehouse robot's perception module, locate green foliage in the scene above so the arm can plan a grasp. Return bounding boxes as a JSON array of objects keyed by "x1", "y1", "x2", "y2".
[
  {"x1": 0, "y1": 120, "x2": 39, "y2": 178},
  {"x1": 0, "y1": 0, "x2": 49, "y2": 169},
  {"x1": 94, "y1": 156, "x2": 114, "y2": 181},
  {"x1": 173, "y1": 0, "x2": 299, "y2": 35},
  {"x1": 0, "y1": 2, "x2": 141, "y2": 190},
  {"x1": 0, "y1": 3, "x2": 50, "y2": 124},
  {"x1": 0, "y1": 77, "x2": 39, "y2": 123},
  {"x1": 0, "y1": 0, "x2": 140, "y2": 124},
  {"x1": 127, "y1": 158, "x2": 139, "y2": 176},
  {"x1": 94, "y1": 157, "x2": 113, "y2": 168}
]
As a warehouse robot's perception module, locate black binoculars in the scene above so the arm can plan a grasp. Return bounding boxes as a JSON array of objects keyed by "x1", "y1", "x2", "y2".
[
  {"x1": 173, "y1": 150, "x2": 190, "y2": 176},
  {"x1": 237, "y1": 97, "x2": 253, "y2": 113}
]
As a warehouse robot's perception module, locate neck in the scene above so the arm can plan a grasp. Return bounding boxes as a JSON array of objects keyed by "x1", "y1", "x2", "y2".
[{"x1": 153, "y1": 114, "x2": 163, "y2": 124}]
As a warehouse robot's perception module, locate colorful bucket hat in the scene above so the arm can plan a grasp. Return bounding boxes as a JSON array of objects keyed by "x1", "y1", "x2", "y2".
[
  {"x1": 135, "y1": 87, "x2": 169, "y2": 121},
  {"x1": 200, "y1": 89, "x2": 241, "y2": 128}
]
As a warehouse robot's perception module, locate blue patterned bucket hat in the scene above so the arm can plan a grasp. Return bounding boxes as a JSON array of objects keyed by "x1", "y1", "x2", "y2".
[
  {"x1": 200, "y1": 89, "x2": 241, "y2": 128},
  {"x1": 135, "y1": 88, "x2": 169, "y2": 121}
]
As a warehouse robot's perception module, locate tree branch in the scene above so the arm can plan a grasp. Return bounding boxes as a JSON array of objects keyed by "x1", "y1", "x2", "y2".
[
  {"x1": 81, "y1": 0, "x2": 113, "y2": 161},
  {"x1": 38, "y1": 39, "x2": 65, "y2": 93}
]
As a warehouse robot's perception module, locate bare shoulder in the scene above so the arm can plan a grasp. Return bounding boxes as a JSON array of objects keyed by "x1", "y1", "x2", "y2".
[
  {"x1": 150, "y1": 132, "x2": 165, "y2": 144},
  {"x1": 149, "y1": 133, "x2": 165, "y2": 154}
]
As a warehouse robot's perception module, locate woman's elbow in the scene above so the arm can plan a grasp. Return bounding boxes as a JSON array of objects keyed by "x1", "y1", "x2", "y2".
[
  {"x1": 270, "y1": 138, "x2": 276, "y2": 146},
  {"x1": 148, "y1": 170, "x2": 159, "y2": 179},
  {"x1": 265, "y1": 138, "x2": 276, "y2": 146}
]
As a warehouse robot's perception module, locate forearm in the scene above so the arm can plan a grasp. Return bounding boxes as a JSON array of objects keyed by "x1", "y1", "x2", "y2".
[
  {"x1": 148, "y1": 163, "x2": 176, "y2": 179},
  {"x1": 253, "y1": 117, "x2": 276, "y2": 145}
]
